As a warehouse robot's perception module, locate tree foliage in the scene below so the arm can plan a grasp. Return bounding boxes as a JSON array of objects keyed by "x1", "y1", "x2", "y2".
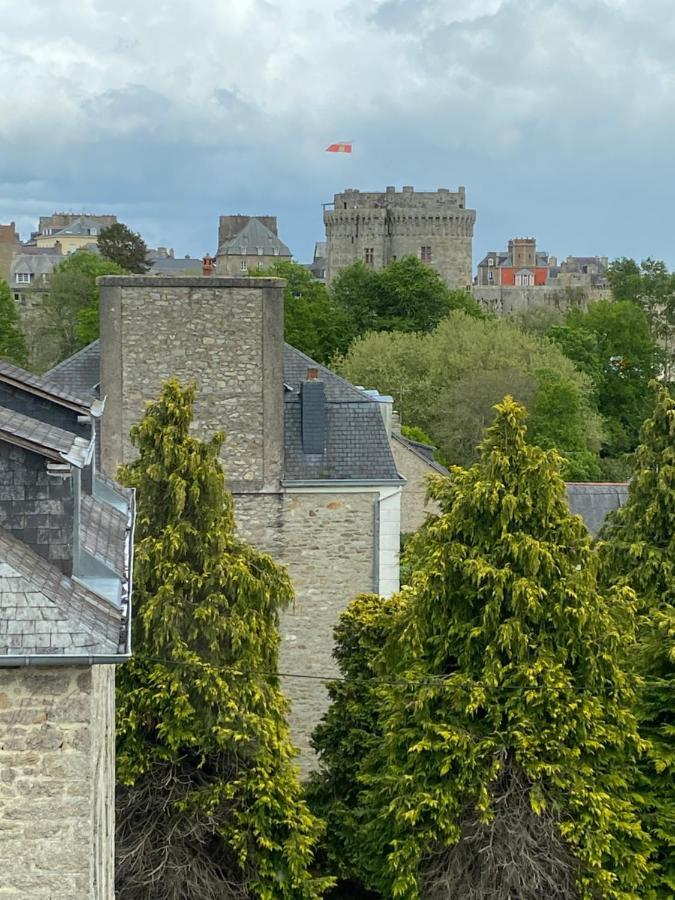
[
  {"x1": 0, "y1": 279, "x2": 28, "y2": 366},
  {"x1": 330, "y1": 256, "x2": 481, "y2": 335},
  {"x1": 115, "y1": 379, "x2": 330, "y2": 900},
  {"x1": 548, "y1": 300, "x2": 661, "y2": 457},
  {"x1": 312, "y1": 398, "x2": 651, "y2": 899},
  {"x1": 601, "y1": 384, "x2": 675, "y2": 896},
  {"x1": 260, "y1": 259, "x2": 355, "y2": 363},
  {"x1": 40, "y1": 251, "x2": 125, "y2": 366},
  {"x1": 98, "y1": 221, "x2": 150, "y2": 273},
  {"x1": 336, "y1": 312, "x2": 603, "y2": 479},
  {"x1": 608, "y1": 257, "x2": 675, "y2": 381}
]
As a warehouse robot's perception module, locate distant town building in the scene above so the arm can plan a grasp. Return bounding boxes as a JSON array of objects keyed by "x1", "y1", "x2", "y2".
[
  {"x1": 216, "y1": 216, "x2": 291, "y2": 275},
  {"x1": 0, "y1": 221, "x2": 20, "y2": 282},
  {"x1": 10, "y1": 248, "x2": 63, "y2": 297},
  {"x1": 34, "y1": 214, "x2": 117, "y2": 254},
  {"x1": 476, "y1": 238, "x2": 550, "y2": 287},
  {"x1": 308, "y1": 241, "x2": 327, "y2": 282},
  {"x1": 146, "y1": 247, "x2": 203, "y2": 276},
  {"x1": 323, "y1": 185, "x2": 476, "y2": 289},
  {"x1": 550, "y1": 255, "x2": 610, "y2": 290}
]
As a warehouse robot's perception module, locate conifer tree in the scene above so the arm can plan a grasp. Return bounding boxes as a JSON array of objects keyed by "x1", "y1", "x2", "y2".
[
  {"x1": 332, "y1": 398, "x2": 650, "y2": 899},
  {"x1": 601, "y1": 383, "x2": 675, "y2": 896},
  {"x1": 115, "y1": 379, "x2": 330, "y2": 900},
  {"x1": 0, "y1": 278, "x2": 28, "y2": 366}
]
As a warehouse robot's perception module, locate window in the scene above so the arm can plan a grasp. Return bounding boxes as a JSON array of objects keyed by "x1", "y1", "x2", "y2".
[
  {"x1": 273, "y1": 247, "x2": 280, "y2": 256},
  {"x1": 420, "y1": 245, "x2": 432, "y2": 262},
  {"x1": 257, "y1": 261, "x2": 264, "y2": 269},
  {"x1": 240, "y1": 260, "x2": 248, "y2": 272},
  {"x1": 487, "y1": 257, "x2": 494, "y2": 266},
  {"x1": 88, "y1": 227, "x2": 97, "y2": 236},
  {"x1": 364, "y1": 247, "x2": 374, "y2": 265},
  {"x1": 257, "y1": 247, "x2": 264, "y2": 255},
  {"x1": 15, "y1": 272, "x2": 31, "y2": 284},
  {"x1": 487, "y1": 270, "x2": 494, "y2": 284}
]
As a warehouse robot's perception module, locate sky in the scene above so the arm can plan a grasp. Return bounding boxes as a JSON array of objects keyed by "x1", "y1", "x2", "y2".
[{"x1": 1, "y1": 0, "x2": 675, "y2": 268}]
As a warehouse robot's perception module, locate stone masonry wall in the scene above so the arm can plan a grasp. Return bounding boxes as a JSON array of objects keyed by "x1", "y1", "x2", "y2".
[
  {"x1": 392, "y1": 440, "x2": 441, "y2": 535},
  {"x1": 0, "y1": 665, "x2": 116, "y2": 899},
  {"x1": 99, "y1": 277, "x2": 285, "y2": 494},
  {"x1": 234, "y1": 489, "x2": 377, "y2": 771}
]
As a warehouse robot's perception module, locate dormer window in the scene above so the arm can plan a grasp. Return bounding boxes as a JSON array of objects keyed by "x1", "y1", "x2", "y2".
[
  {"x1": 16, "y1": 273, "x2": 31, "y2": 284},
  {"x1": 257, "y1": 247, "x2": 264, "y2": 256}
]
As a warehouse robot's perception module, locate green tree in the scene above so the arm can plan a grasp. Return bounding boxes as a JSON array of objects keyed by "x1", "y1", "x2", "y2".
[
  {"x1": 0, "y1": 279, "x2": 28, "y2": 366},
  {"x1": 321, "y1": 398, "x2": 650, "y2": 898},
  {"x1": 40, "y1": 251, "x2": 125, "y2": 366},
  {"x1": 548, "y1": 300, "x2": 661, "y2": 457},
  {"x1": 337, "y1": 312, "x2": 603, "y2": 479},
  {"x1": 98, "y1": 221, "x2": 150, "y2": 273},
  {"x1": 608, "y1": 258, "x2": 675, "y2": 381},
  {"x1": 601, "y1": 384, "x2": 675, "y2": 896},
  {"x1": 306, "y1": 593, "x2": 406, "y2": 891},
  {"x1": 330, "y1": 256, "x2": 481, "y2": 336},
  {"x1": 115, "y1": 379, "x2": 330, "y2": 900},
  {"x1": 261, "y1": 259, "x2": 356, "y2": 363}
]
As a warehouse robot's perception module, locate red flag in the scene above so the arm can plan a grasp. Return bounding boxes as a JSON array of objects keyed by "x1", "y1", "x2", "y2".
[{"x1": 326, "y1": 142, "x2": 352, "y2": 153}]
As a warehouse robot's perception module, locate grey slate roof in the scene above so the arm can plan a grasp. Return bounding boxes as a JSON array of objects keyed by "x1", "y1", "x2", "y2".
[
  {"x1": 10, "y1": 251, "x2": 62, "y2": 281},
  {"x1": 0, "y1": 358, "x2": 98, "y2": 413},
  {"x1": 147, "y1": 256, "x2": 203, "y2": 276},
  {"x1": 81, "y1": 494, "x2": 128, "y2": 578},
  {"x1": 566, "y1": 482, "x2": 628, "y2": 535},
  {"x1": 217, "y1": 218, "x2": 291, "y2": 258},
  {"x1": 52, "y1": 216, "x2": 105, "y2": 236},
  {"x1": 283, "y1": 345, "x2": 401, "y2": 483},
  {"x1": 44, "y1": 340, "x2": 102, "y2": 399},
  {"x1": 0, "y1": 529, "x2": 124, "y2": 658},
  {"x1": 0, "y1": 406, "x2": 93, "y2": 466}
]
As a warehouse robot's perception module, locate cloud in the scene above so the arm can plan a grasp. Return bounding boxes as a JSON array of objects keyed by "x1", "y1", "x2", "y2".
[{"x1": 0, "y1": 0, "x2": 674, "y2": 264}]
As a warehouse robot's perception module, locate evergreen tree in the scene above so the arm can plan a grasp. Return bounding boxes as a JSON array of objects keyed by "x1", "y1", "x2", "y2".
[
  {"x1": 307, "y1": 593, "x2": 405, "y2": 890},
  {"x1": 115, "y1": 379, "x2": 330, "y2": 900},
  {"x1": 324, "y1": 398, "x2": 650, "y2": 899},
  {"x1": 601, "y1": 384, "x2": 675, "y2": 896},
  {"x1": 98, "y1": 221, "x2": 150, "y2": 272},
  {"x1": 0, "y1": 279, "x2": 28, "y2": 366}
]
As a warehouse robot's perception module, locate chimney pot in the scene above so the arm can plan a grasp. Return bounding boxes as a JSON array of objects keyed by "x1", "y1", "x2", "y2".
[{"x1": 306, "y1": 367, "x2": 319, "y2": 381}]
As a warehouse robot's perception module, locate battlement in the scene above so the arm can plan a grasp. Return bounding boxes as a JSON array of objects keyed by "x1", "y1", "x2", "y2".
[{"x1": 330, "y1": 185, "x2": 468, "y2": 211}]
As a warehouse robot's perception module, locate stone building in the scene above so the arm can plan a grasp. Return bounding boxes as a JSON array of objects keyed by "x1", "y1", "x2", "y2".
[
  {"x1": 216, "y1": 215, "x2": 292, "y2": 275},
  {"x1": 47, "y1": 276, "x2": 402, "y2": 766},
  {"x1": 323, "y1": 185, "x2": 476, "y2": 288},
  {"x1": 0, "y1": 221, "x2": 19, "y2": 282},
  {"x1": 34, "y1": 216, "x2": 114, "y2": 254},
  {"x1": 0, "y1": 361, "x2": 134, "y2": 899}
]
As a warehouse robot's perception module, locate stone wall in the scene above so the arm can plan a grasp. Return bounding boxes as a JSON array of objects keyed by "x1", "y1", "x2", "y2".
[
  {"x1": 324, "y1": 186, "x2": 475, "y2": 289},
  {"x1": 99, "y1": 277, "x2": 285, "y2": 494},
  {"x1": 392, "y1": 438, "x2": 442, "y2": 535},
  {"x1": 0, "y1": 664, "x2": 116, "y2": 899},
  {"x1": 234, "y1": 489, "x2": 378, "y2": 771},
  {"x1": 471, "y1": 284, "x2": 602, "y2": 315}
]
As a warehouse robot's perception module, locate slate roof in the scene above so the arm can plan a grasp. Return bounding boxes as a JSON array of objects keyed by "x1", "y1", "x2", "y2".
[
  {"x1": 0, "y1": 406, "x2": 93, "y2": 467},
  {"x1": 147, "y1": 256, "x2": 203, "y2": 275},
  {"x1": 51, "y1": 216, "x2": 105, "y2": 237},
  {"x1": 81, "y1": 494, "x2": 128, "y2": 578},
  {"x1": 283, "y1": 345, "x2": 401, "y2": 483},
  {"x1": 44, "y1": 340, "x2": 102, "y2": 399},
  {"x1": 217, "y1": 218, "x2": 291, "y2": 258},
  {"x1": 0, "y1": 529, "x2": 124, "y2": 658},
  {"x1": 566, "y1": 482, "x2": 628, "y2": 535},
  {"x1": 10, "y1": 251, "x2": 62, "y2": 280},
  {"x1": 0, "y1": 359, "x2": 99, "y2": 413}
]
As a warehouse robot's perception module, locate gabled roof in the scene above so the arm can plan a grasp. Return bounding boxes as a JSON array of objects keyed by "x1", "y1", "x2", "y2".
[
  {"x1": 0, "y1": 407, "x2": 93, "y2": 467},
  {"x1": 392, "y1": 432, "x2": 449, "y2": 476},
  {"x1": 0, "y1": 359, "x2": 101, "y2": 415},
  {"x1": 10, "y1": 251, "x2": 62, "y2": 279},
  {"x1": 217, "y1": 218, "x2": 291, "y2": 257},
  {"x1": 566, "y1": 482, "x2": 628, "y2": 535},
  {"x1": 44, "y1": 341, "x2": 102, "y2": 399},
  {"x1": 0, "y1": 529, "x2": 124, "y2": 659}
]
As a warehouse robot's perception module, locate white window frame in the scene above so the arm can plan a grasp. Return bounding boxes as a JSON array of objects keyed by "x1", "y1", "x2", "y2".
[
  {"x1": 15, "y1": 272, "x2": 31, "y2": 284},
  {"x1": 240, "y1": 259, "x2": 248, "y2": 272}
]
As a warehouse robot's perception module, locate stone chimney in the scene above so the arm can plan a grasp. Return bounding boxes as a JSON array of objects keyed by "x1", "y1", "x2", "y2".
[{"x1": 99, "y1": 276, "x2": 285, "y2": 493}]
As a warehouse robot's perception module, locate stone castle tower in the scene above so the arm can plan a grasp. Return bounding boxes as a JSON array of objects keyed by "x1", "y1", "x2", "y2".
[{"x1": 323, "y1": 185, "x2": 476, "y2": 289}]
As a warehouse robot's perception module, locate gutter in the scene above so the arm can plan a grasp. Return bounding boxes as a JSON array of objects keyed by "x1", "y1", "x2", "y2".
[
  {"x1": 282, "y1": 477, "x2": 405, "y2": 488},
  {"x1": 0, "y1": 653, "x2": 131, "y2": 667}
]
